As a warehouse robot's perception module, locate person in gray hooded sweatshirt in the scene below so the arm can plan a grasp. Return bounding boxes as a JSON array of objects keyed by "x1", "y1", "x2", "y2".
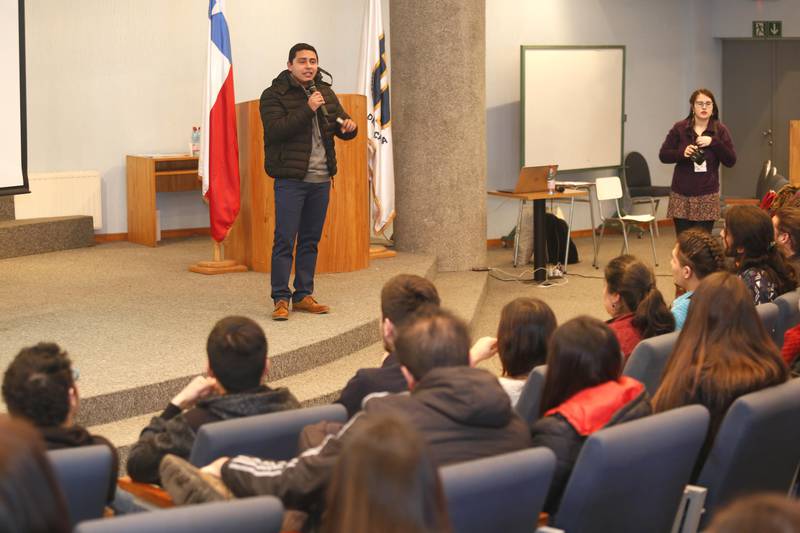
[{"x1": 127, "y1": 316, "x2": 299, "y2": 484}]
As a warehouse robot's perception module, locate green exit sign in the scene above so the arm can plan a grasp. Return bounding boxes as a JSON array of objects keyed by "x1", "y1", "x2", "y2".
[{"x1": 753, "y1": 20, "x2": 782, "y2": 38}]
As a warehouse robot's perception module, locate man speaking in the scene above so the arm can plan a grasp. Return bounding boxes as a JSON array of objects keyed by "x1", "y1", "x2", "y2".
[{"x1": 260, "y1": 43, "x2": 357, "y2": 321}]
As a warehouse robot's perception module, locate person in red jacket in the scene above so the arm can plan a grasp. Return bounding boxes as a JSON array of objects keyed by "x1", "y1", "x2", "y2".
[
  {"x1": 603, "y1": 255, "x2": 674, "y2": 359},
  {"x1": 531, "y1": 316, "x2": 651, "y2": 515}
]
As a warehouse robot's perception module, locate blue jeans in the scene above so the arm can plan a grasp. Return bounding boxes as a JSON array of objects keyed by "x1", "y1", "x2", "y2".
[{"x1": 271, "y1": 179, "x2": 330, "y2": 303}]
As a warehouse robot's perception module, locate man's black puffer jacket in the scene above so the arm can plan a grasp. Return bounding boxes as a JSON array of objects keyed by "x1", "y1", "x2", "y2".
[{"x1": 259, "y1": 70, "x2": 356, "y2": 180}]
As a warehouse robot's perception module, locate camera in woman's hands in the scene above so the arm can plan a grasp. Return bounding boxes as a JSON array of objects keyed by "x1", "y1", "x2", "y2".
[{"x1": 689, "y1": 147, "x2": 706, "y2": 165}]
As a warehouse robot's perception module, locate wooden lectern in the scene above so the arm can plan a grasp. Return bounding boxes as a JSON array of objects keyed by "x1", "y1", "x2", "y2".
[{"x1": 226, "y1": 94, "x2": 370, "y2": 273}]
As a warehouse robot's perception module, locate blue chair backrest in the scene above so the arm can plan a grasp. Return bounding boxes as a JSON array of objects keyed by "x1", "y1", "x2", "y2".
[
  {"x1": 774, "y1": 290, "x2": 800, "y2": 346},
  {"x1": 696, "y1": 379, "x2": 800, "y2": 527},
  {"x1": 189, "y1": 404, "x2": 347, "y2": 466},
  {"x1": 756, "y1": 302, "x2": 781, "y2": 346},
  {"x1": 553, "y1": 405, "x2": 710, "y2": 533},
  {"x1": 515, "y1": 365, "x2": 547, "y2": 424},
  {"x1": 440, "y1": 447, "x2": 556, "y2": 533},
  {"x1": 623, "y1": 330, "x2": 680, "y2": 397},
  {"x1": 48, "y1": 445, "x2": 113, "y2": 527},
  {"x1": 75, "y1": 495, "x2": 283, "y2": 533}
]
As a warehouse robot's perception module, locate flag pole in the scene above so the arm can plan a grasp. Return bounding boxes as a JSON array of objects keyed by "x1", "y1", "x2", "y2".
[{"x1": 189, "y1": 239, "x2": 247, "y2": 274}]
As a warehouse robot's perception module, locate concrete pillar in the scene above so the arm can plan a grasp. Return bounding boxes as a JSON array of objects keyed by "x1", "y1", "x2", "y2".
[
  {"x1": 389, "y1": 0, "x2": 486, "y2": 271},
  {"x1": 0, "y1": 197, "x2": 14, "y2": 221}
]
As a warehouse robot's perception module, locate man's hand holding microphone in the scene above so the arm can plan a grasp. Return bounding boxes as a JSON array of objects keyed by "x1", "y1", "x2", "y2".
[{"x1": 307, "y1": 86, "x2": 356, "y2": 134}]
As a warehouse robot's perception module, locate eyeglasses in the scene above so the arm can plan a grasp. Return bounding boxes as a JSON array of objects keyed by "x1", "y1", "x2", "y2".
[{"x1": 695, "y1": 101, "x2": 713, "y2": 108}]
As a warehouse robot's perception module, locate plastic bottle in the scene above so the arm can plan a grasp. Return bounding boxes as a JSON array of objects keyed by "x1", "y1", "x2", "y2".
[
  {"x1": 191, "y1": 127, "x2": 200, "y2": 157},
  {"x1": 547, "y1": 166, "x2": 556, "y2": 194}
]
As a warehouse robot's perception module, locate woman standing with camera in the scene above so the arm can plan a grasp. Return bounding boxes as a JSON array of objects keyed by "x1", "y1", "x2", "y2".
[{"x1": 659, "y1": 88, "x2": 737, "y2": 235}]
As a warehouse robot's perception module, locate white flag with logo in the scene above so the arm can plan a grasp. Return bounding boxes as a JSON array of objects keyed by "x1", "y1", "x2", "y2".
[{"x1": 357, "y1": 0, "x2": 395, "y2": 236}]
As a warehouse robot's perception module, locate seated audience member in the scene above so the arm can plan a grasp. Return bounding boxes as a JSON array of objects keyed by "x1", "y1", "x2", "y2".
[
  {"x1": 531, "y1": 316, "x2": 651, "y2": 514},
  {"x1": 2, "y1": 342, "x2": 119, "y2": 503},
  {"x1": 159, "y1": 309, "x2": 531, "y2": 519},
  {"x1": 707, "y1": 493, "x2": 800, "y2": 533},
  {"x1": 127, "y1": 316, "x2": 299, "y2": 484},
  {"x1": 604, "y1": 255, "x2": 675, "y2": 358},
  {"x1": 722, "y1": 205, "x2": 797, "y2": 304},
  {"x1": 670, "y1": 228, "x2": 726, "y2": 329},
  {"x1": 0, "y1": 416, "x2": 70, "y2": 533},
  {"x1": 653, "y1": 272, "x2": 788, "y2": 477},
  {"x1": 336, "y1": 274, "x2": 441, "y2": 418},
  {"x1": 470, "y1": 297, "x2": 557, "y2": 406},
  {"x1": 322, "y1": 414, "x2": 451, "y2": 533},
  {"x1": 773, "y1": 206, "x2": 800, "y2": 276}
]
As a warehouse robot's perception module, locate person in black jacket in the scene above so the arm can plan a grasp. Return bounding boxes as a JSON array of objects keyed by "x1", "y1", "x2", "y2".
[
  {"x1": 159, "y1": 309, "x2": 531, "y2": 521},
  {"x1": 2, "y1": 342, "x2": 120, "y2": 505},
  {"x1": 531, "y1": 316, "x2": 651, "y2": 515},
  {"x1": 261, "y1": 42, "x2": 358, "y2": 321},
  {"x1": 126, "y1": 316, "x2": 299, "y2": 484},
  {"x1": 335, "y1": 274, "x2": 441, "y2": 418}
]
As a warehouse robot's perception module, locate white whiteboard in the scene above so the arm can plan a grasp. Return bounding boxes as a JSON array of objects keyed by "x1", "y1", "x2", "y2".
[
  {"x1": 521, "y1": 46, "x2": 624, "y2": 171},
  {"x1": 0, "y1": 0, "x2": 27, "y2": 195}
]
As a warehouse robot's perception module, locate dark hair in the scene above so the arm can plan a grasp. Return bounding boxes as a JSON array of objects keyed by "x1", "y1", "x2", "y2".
[
  {"x1": 2, "y1": 343, "x2": 74, "y2": 427},
  {"x1": 605, "y1": 255, "x2": 675, "y2": 339},
  {"x1": 381, "y1": 274, "x2": 441, "y2": 328},
  {"x1": 708, "y1": 493, "x2": 800, "y2": 533},
  {"x1": 0, "y1": 417, "x2": 71, "y2": 533},
  {"x1": 288, "y1": 42, "x2": 318, "y2": 63},
  {"x1": 395, "y1": 309, "x2": 470, "y2": 381},
  {"x1": 686, "y1": 88, "x2": 720, "y2": 129},
  {"x1": 540, "y1": 316, "x2": 622, "y2": 415},
  {"x1": 653, "y1": 272, "x2": 788, "y2": 439},
  {"x1": 774, "y1": 206, "x2": 800, "y2": 257},
  {"x1": 724, "y1": 205, "x2": 798, "y2": 295},
  {"x1": 322, "y1": 414, "x2": 451, "y2": 533},
  {"x1": 206, "y1": 316, "x2": 268, "y2": 393},
  {"x1": 496, "y1": 298, "x2": 556, "y2": 378},
  {"x1": 676, "y1": 228, "x2": 726, "y2": 279}
]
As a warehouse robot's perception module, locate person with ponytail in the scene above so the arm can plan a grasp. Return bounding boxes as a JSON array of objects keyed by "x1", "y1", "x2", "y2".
[
  {"x1": 722, "y1": 205, "x2": 797, "y2": 304},
  {"x1": 604, "y1": 255, "x2": 675, "y2": 359},
  {"x1": 670, "y1": 228, "x2": 726, "y2": 329},
  {"x1": 653, "y1": 272, "x2": 788, "y2": 477}
]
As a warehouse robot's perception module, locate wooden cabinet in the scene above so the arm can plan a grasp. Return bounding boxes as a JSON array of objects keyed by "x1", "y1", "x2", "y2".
[{"x1": 126, "y1": 155, "x2": 200, "y2": 246}]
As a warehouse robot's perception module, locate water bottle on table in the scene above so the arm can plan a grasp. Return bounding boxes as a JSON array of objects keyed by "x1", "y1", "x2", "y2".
[{"x1": 547, "y1": 166, "x2": 556, "y2": 194}]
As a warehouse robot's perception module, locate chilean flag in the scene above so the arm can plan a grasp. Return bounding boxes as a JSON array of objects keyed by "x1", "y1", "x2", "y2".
[{"x1": 199, "y1": 0, "x2": 240, "y2": 243}]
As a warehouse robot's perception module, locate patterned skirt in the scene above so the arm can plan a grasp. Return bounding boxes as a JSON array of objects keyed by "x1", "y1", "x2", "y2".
[{"x1": 667, "y1": 191, "x2": 720, "y2": 222}]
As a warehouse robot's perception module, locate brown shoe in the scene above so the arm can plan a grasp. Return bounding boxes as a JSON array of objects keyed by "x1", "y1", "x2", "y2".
[
  {"x1": 272, "y1": 300, "x2": 289, "y2": 321},
  {"x1": 292, "y1": 295, "x2": 330, "y2": 314}
]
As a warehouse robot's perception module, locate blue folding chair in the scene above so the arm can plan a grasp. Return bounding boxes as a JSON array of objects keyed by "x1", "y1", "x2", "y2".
[
  {"x1": 774, "y1": 289, "x2": 800, "y2": 347},
  {"x1": 515, "y1": 365, "x2": 547, "y2": 424},
  {"x1": 623, "y1": 330, "x2": 680, "y2": 396},
  {"x1": 75, "y1": 496, "x2": 283, "y2": 533},
  {"x1": 48, "y1": 445, "x2": 114, "y2": 527},
  {"x1": 756, "y1": 301, "x2": 781, "y2": 347},
  {"x1": 189, "y1": 404, "x2": 347, "y2": 466},
  {"x1": 441, "y1": 447, "x2": 556, "y2": 533},
  {"x1": 551, "y1": 405, "x2": 709, "y2": 533},
  {"x1": 695, "y1": 379, "x2": 800, "y2": 528}
]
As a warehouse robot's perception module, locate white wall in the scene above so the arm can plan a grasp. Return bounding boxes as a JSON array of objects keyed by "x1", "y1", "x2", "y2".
[
  {"x1": 711, "y1": 0, "x2": 800, "y2": 37},
  {"x1": 25, "y1": 0, "x2": 378, "y2": 234},
  {"x1": 485, "y1": 0, "x2": 722, "y2": 238}
]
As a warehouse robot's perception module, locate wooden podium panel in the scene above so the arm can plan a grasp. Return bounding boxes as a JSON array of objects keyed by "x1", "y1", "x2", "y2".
[
  {"x1": 790, "y1": 120, "x2": 800, "y2": 187},
  {"x1": 226, "y1": 95, "x2": 369, "y2": 273}
]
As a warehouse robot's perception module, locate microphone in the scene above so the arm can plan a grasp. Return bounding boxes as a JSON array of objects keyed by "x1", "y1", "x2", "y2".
[{"x1": 308, "y1": 84, "x2": 344, "y2": 125}]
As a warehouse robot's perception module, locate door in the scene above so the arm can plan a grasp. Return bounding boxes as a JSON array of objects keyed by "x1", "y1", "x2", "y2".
[
  {"x1": 723, "y1": 39, "x2": 800, "y2": 198},
  {"x1": 722, "y1": 40, "x2": 773, "y2": 198}
]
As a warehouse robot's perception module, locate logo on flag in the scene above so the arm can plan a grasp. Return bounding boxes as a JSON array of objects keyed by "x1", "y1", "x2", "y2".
[
  {"x1": 199, "y1": 0, "x2": 240, "y2": 243},
  {"x1": 358, "y1": 0, "x2": 395, "y2": 236}
]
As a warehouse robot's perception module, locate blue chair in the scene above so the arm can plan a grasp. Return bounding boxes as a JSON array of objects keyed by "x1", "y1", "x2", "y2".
[
  {"x1": 623, "y1": 330, "x2": 680, "y2": 396},
  {"x1": 774, "y1": 290, "x2": 800, "y2": 347},
  {"x1": 441, "y1": 448, "x2": 556, "y2": 533},
  {"x1": 75, "y1": 496, "x2": 283, "y2": 533},
  {"x1": 48, "y1": 445, "x2": 113, "y2": 527},
  {"x1": 189, "y1": 404, "x2": 347, "y2": 466},
  {"x1": 756, "y1": 301, "x2": 781, "y2": 347},
  {"x1": 551, "y1": 405, "x2": 709, "y2": 533},
  {"x1": 696, "y1": 379, "x2": 800, "y2": 528},
  {"x1": 515, "y1": 365, "x2": 547, "y2": 424}
]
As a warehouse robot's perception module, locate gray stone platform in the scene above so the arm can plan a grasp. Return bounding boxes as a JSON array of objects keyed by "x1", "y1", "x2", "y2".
[{"x1": 0, "y1": 216, "x2": 94, "y2": 259}]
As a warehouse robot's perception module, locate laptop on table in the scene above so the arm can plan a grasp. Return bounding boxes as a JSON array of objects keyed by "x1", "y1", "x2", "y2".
[{"x1": 498, "y1": 165, "x2": 558, "y2": 194}]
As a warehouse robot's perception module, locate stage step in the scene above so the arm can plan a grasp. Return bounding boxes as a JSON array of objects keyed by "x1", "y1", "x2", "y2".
[
  {"x1": 88, "y1": 269, "x2": 489, "y2": 471},
  {"x1": 0, "y1": 216, "x2": 94, "y2": 259}
]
